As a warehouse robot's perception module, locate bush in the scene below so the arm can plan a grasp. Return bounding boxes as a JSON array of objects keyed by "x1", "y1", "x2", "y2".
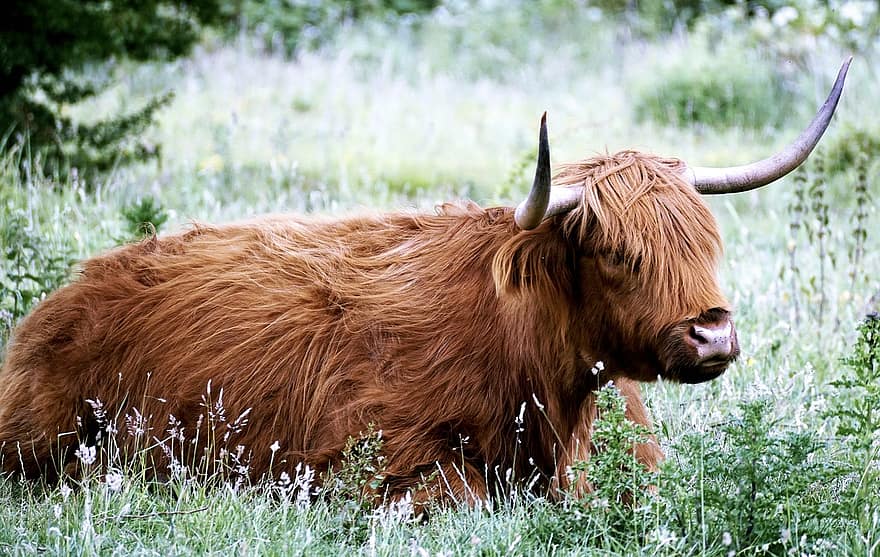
[
  {"x1": 659, "y1": 397, "x2": 849, "y2": 554},
  {"x1": 1, "y1": 1, "x2": 222, "y2": 177},
  {"x1": 121, "y1": 196, "x2": 169, "y2": 240},
  {"x1": 827, "y1": 315, "x2": 880, "y2": 531},
  {"x1": 632, "y1": 44, "x2": 794, "y2": 130},
  {"x1": 0, "y1": 210, "x2": 74, "y2": 341},
  {"x1": 224, "y1": 0, "x2": 440, "y2": 57},
  {"x1": 822, "y1": 124, "x2": 880, "y2": 178}
]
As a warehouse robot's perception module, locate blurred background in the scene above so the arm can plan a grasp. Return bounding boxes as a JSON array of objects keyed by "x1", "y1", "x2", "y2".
[{"x1": 3, "y1": 0, "x2": 877, "y2": 210}]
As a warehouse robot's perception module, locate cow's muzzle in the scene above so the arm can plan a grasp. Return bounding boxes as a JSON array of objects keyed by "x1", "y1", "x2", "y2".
[{"x1": 665, "y1": 308, "x2": 740, "y2": 384}]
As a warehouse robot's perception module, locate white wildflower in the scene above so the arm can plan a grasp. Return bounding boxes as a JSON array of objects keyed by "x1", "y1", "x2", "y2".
[
  {"x1": 649, "y1": 526, "x2": 678, "y2": 546},
  {"x1": 722, "y1": 531, "x2": 732, "y2": 546},
  {"x1": 74, "y1": 443, "x2": 96, "y2": 466},
  {"x1": 125, "y1": 408, "x2": 149, "y2": 438},
  {"x1": 104, "y1": 471, "x2": 123, "y2": 492},
  {"x1": 85, "y1": 399, "x2": 106, "y2": 425},
  {"x1": 227, "y1": 407, "x2": 250, "y2": 434},
  {"x1": 780, "y1": 528, "x2": 791, "y2": 543},
  {"x1": 841, "y1": 1, "x2": 872, "y2": 26},
  {"x1": 52, "y1": 504, "x2": 62, "y2": 519},
  {"x1": 270, "y1": 440, "x2": 280, "y2": 454},
  {"x1": 374, "y1": 491, "x2": 414, "y2": 526},
  {"x1": 166, "y1": 414, "x2": 185, "y2": 441},
  {"x1": 59, "y1": 483, "x2": 72, "y2": 501},
  {"x1": 294, "y1": 463, "x2": 316, "y2": 509}
]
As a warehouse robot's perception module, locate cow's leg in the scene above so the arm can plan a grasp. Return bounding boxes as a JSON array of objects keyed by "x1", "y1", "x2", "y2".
[
  {"x1": 616, "y1": 378, "x2": 664, "y2": 471},
  {"x1": 0, "y1": 385, "x2": 74, "y2": 482}
]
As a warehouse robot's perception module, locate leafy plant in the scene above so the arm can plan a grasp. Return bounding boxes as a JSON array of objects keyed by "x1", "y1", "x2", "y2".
[
  {"x1": 121, "y1": 196, "x2": 169, "y2": 240},
  {"x1": 632, "y1": 45, "x2": 793, "y2": 129},
  {"x1": 660, "y1": 397, "x2": 848, "y2": 554},
  {"x1": 1, "y1": 1, "x2": 222, "y2": 177},
  {"x1": 574, "y1": 383, "x2": 655, "y2": 526},
  {"x1": 322, "y1": 425, "x2": 387, "y2": 513},
  {"x1": 827, "y1": 315, "x2": 880, "y2": 503},
  {"x1": 822, "y1": 125, "x2": 880, "y2": 179},
  {"x1": 0, "y1": 209, "x2": 74, "y2": 339},
  {"x1": 223, "y1": 0, "x2": 439, "y2": 57}
]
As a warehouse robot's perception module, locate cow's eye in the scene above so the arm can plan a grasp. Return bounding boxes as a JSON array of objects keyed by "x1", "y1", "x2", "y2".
[
  {"x1": 603, "y1": 251, "x2": 641, "y2": 273},
  {"x1": 606, "y1": 250, "x2": 627, "y2": 266}
]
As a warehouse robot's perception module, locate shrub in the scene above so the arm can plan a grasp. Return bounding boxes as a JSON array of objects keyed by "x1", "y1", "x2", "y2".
[
  {"x1": 659, "y1": 397, "x2": 848, "y2": 554},
  {"x1": 827, "y1": 315, "x2": 880, "y2": 520},
  {"x1": 1, "y1": 1, "x2": 222, "y2": 177},
  {"x1": 0, "y1": 210, "x2": 74, "y2": 341},
  {"x1": 522, "y1": 383, "x2": 657, "y2": 550},
  {"x1": 822, "y1": 124, "x2": 880, "y2": 178},
  {"x1": 632, "y1": 45, "x2": 793, "y2": 130},
  {"x1": 121, "y1": 196, "x2": 169, "y2": 240},
  {"x1": 224, "y1": 0, "x2": 440, "y2": 57}
]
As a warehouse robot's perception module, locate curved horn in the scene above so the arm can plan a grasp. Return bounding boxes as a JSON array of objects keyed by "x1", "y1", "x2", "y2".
[
  {"x1": 687, "y1": 57, "x2": 852, "y2": 194},
  {"x1": 514, "y1": 113, "x2": 552, "y2": 230}
]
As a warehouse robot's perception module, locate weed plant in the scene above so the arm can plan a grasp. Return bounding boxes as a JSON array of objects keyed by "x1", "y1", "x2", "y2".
[{"x1": 632, "y1": 39, "x2": 794, "y2": 130}]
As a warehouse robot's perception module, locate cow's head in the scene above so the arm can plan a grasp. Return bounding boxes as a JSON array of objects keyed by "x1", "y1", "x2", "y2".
[{"x1": 503, "y1": 59, "x2": 850, "y2": 384}]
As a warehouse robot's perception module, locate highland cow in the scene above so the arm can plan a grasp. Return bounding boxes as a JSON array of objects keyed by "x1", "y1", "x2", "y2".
[{"x1": 0, "y1": 60, "x2": 850, "y2": 504}]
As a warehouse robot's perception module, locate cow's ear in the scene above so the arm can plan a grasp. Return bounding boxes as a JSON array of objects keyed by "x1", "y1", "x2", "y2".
[{"x1": 492, "y1": 230, "x2": 573, "y2": 299}]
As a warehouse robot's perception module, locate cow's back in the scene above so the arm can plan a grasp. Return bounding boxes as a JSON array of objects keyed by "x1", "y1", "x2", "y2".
[{"x1": 0, "y1": 209, "x2": 514, "y2": 482}]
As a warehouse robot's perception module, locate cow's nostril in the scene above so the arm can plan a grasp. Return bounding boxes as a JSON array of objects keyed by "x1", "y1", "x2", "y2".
[{"x1": 689, "y1": 325, "x2": 709, "y2": 346}]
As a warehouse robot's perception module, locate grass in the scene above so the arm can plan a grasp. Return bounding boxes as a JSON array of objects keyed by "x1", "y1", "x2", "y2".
[{"x1": 1, "y1": 4, "x2": 880, "y2": 555}]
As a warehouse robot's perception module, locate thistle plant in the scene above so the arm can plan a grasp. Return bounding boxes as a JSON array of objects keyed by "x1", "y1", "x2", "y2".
[
  {"x1": 568, "y1": 383, "x2": 655, "y2": 534},
  {"x1": 786, "y1": 166, "x2": 808, "y2": 327},
  {"x1": 848, "y1": 153, "x2": 871, "y2": 299},
  {"x1": 807, "y1": 151, "x2": 831, "y2": 327}
]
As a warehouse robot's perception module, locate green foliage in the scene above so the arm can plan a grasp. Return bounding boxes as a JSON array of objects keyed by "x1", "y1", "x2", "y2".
[
  {"x1": 322, "y1": 425, "x2": 387, "y2": 514},
  {"x1": 572, "y1": 383, "x2": 655, "y2": 530},
  {"x1": 825, "y1": 315, "x2": 880, "y2": 548},
  {"x1": 121, "y1": 196, "x2": 169, "y2": 240},
  {"x1": 0, "y1": 209, "x2": 73, "y2": 339},
  {"x1": 784, "y1": 148, "x2": 874, "y2": 331},
  {"x1": 830, "y1": 315, "x2": 880, "y2": 454},
  {"x1": 511, "y1": 384, "x2": 658, "y2": 551},
  {"x1": 660, "y1": 397, "x2": 847, "y2": 554},
  {"x1": 822, "y1": 124, "x2": 880, "y2": 178},
  {"x1": 1, "y1": 1, "x2": 222, "y2": 176},
  {"x1": 633, "y1": 46, "x2": 793, "y2": 129},
  {"x1": 593, "y1": 0, "x2": 880, "y2": 50},
  {"x1": 591, "y1": 0, "x2": 722, "y2": 35},
  {"x1": 224, "y1": 0, "x2": 440, "y2": 57}
]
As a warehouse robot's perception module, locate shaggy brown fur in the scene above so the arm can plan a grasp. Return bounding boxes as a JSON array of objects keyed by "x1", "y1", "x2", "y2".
[{"x1": 0, "y1": 151, "x2": 732, "y2": 503}]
